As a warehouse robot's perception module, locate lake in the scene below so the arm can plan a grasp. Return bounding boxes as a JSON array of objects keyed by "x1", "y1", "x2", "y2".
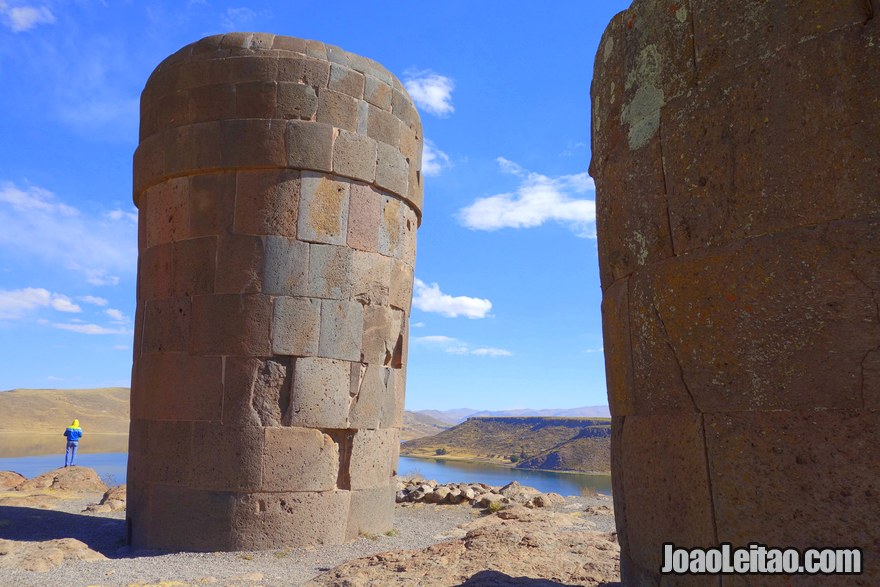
[{"x1": 0, "y1": 452, "x2": 611, "y2": 496}]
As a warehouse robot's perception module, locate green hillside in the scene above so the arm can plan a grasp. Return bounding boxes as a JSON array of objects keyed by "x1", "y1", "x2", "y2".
[{"x1": 400, "y1": 416, "x2": 611, "y2": 474}]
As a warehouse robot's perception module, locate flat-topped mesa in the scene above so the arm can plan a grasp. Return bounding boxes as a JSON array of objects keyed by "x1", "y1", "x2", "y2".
[
  {"x1": 592, "y1": 2, "x2": 880, "y2": 584},
  {"x1": 128, "y1": 34, "x2": 422, "y2": 551}
]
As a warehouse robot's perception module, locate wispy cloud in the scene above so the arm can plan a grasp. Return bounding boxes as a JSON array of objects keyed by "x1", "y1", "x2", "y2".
[
  {"x1": 52, "y1": 322, "x2": 131, "y2": 335},
  {"x1": 104, "y1": 308, "x2": 129, "y2": 324},
  {"x1": 413, "y1": 335, "x2": 512, "y2": 357},
  {"x1": 0, "y1": 182, "x2": 137, "y2": 286},
  {"x1": 412, "y1": 279, "x2": 492, "y2": 319},
  {"x1": 458, "y1": 157, "x2": 596, "y2": 237},
  {"x1": 79, "y1": 296, "x2": 109, "y2": 307},
  {"x1": 221, "y1": 7, "x2": 264, "y2": 30},
  {"x1": 585, "y1": 347, "x2": 604, "y2": 354},
  {"x1": 404, "y1": 70, "x2": 455, "y2": 117},
  {"x1": 0, "y1": 2, "x2": 55, "y2": 32},
  {"x1": 0, "y1": 287, "x2": 81, "y2": 320},
  {"x1": 422, "y1": 139, "x2": 451, "y2": 177}
]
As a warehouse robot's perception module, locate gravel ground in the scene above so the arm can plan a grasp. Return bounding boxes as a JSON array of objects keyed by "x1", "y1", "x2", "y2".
[{"x1": 0, "y1": 492, "x2": 615, "y2": 587}]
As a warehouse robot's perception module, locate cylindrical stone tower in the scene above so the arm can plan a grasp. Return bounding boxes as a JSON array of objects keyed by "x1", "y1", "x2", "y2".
[
  {"x1": 592, "y1": 1, "x2": 879, "y2": 584},
  {"x1": 128, "y1": 33, "x2": 422, "y2": 551}
]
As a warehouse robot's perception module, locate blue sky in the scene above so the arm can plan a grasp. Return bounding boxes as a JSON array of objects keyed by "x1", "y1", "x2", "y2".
[{"x1": 0, "y1": 0, "x2": 630, "y2": 410}]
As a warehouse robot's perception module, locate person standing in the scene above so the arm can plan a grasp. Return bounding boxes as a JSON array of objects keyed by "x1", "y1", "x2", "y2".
[{"x1": 63, "y1": 419, "x2": 83, "y2": 467}]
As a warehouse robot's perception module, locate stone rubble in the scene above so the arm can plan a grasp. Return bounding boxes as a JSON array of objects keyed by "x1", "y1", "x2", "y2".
[{"x1": 396, "y1": 479, "x2": 567, "y2": 510}]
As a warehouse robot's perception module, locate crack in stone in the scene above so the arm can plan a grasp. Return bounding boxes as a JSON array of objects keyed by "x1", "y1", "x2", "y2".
[
  {"x1": 651, "y1": 299, "x2": 698, "y2": 411},
  {"x1": 850, "y1": 269, "x2": 880, "y2": 407},
  {"x1": 657, "y1": 120, "x2": 677, "y2": 257},
  {"x1": 700, "y1": 414, "x2": 720, "y2": 547}
]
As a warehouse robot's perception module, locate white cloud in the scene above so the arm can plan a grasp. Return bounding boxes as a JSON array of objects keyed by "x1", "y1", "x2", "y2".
[
  {"x1": 104, "y1": 308, "x2": 129, "y2": 324},
  {"x1": 413, "y1": 335, "x2": 512, "y2": 357},
  {"x1": 412, "y1": 322, "x2": 426, "y2": 328},
  {"x1": 51, "y1": 322, "x2": 131, "y2": 335},
  {"x1": 412, "y1": 279, "x2": 492, "y2": 319},
  {"x1": 0, "y1": 182, "x2": 136, "y2": 286},
  {"x1": 422, "y1": 139, "x2": 451, "y2": 177},
  {"x1": 404, "y1": 71, "x2": 455, "y2": 117},
  {"x1": 112, "y1": 344, "x2": 130, "y2": 350},
  {"x1": 105, "y1": 209, "x2": 138, "y2": 223},
  {"x1": 0, "y1": 287, "x2": 82, "y2": 320},
  {"x1": 221, "y1": 7, "x2": 261, "y2": 30},
  {"x1": 0, "y1": 3, "x2": 55, "y2": 32},
  {"x1": 79, "y1": 296, "x2": 108, "y2": 307},
  {"x1": 458, "y1": 158, "x2": 597, "y2": 237},
  {"x1": 585, "y1": 347, "x2": 605, "y2": 354}
]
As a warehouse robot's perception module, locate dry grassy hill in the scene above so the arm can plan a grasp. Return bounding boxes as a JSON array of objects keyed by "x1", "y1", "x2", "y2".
[{"x1": 400, "y1": 416, "x2": 611, "y2": 474}]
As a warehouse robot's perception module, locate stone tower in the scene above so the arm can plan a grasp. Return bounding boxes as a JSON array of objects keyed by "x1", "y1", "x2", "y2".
[
  {"x1": 128, "y1": 33, "x2": 422, "y2": 551},
  {"x1": 592, "y1": 1, "x2": 879, "y2": 584}
]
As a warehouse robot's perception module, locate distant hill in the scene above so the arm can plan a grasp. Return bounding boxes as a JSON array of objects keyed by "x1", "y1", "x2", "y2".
[
  {"x1": 400, "y1": 411, "x2": 450, "y2": 441},
  {"x1": 414, "y1": 406, "x2": 612, "y2": 425},
  {"x1": 400, "y1": 416, "x2": 611, "y2": 474}
]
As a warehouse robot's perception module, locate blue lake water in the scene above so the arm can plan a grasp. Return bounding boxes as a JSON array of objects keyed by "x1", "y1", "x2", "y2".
[{"x1": 0, "y1": 453, "x2": 612, "y2": 497}]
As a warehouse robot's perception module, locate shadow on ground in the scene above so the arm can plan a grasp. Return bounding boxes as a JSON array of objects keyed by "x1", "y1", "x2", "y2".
[
  {"x1": 456, "y1": 570, "x2": 621, "y2": 586},
  {"x1": 0, "y1": 506, "x2": 128, "y2": 558}
]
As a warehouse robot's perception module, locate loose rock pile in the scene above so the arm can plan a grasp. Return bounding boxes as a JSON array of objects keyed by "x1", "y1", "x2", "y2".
[{"x1": 396, "y1": 479, "x2": 567, "y2": 509}]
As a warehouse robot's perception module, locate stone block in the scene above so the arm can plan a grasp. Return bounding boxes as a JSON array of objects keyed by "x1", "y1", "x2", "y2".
[
  {"x1": 398, "y1": 126, "x2": 422, "y2": 169},
  {"x1": 407, "y1": 165, "x2": 423, "y2": 215},
  {"x1": 272, "y1": 296, "x2": 321, "y2": 356},
  {"x1": 620, "y1": 414, "x2": 716, "y2": 575},
  {"x1": 234, "y1": 169, "x2": 300, "y2": 238},
  {"x1": 589, "y1": 12, "x2": 625, "y2": 174},
  {"x1": 214, "y1": 234, "x2": 264, "y2": 294},
  {"x1": 304, "y1": 40, "x2": 328, "y2": 61},
  {"x1": 190, "y1": 422, "x2": 264, "y2": 492},
  {"x1": 252, "y1": 357, "x2": 293, "y2": 427},
  {"x1": 308, "y1": 243, "x2": 352, "y2": 299},
  {"x1": 234, "y1": 80, "x2": 276, "y2": 119},
  {"x1": 143, "y1": 420, "x2": 194, "y2": 485},
  {"x1": 705, "y1": 410, "x2": 880, "y2": 562},
  {"x1": 347, "y1": 184, "x2": 382, "y2": 253},
  {"x1": 143, "y1": 177, "x2": 190, "y2": 249},
  {"x1": 139, "y1": 242, "x2": 173, "y2": 301},
  {"x1": 134, "y1": 351, "x2": 222, "y2": 422},
  {"x1": 225, "y1": 55, "x2": 279, "y2": 84},
  {"x1": 133, "y1": 131, "x2": 167, "y2": 198},
  {"x1": 601, "y1": 278, "x2": 634, "y2": 417},
  {"x1": 361, "y1": 305, "x2": 403, "y2": 366},
  {"x1": 633, "y1": 222, "x2": 876, "y2": 413},
  {"x1": 277, "y1": 56, "x2": 330, "y2": 87},
  {"x1": 272, "y1": 35, "x2": 308, "y2": 54},
  {"x1": 390, "y1": 367, "x2": 406, "y2": 427},
  {"x1": 366, "y1": 105, "x2": 402, "y2": 147},
  {"x1": 356, "y1": 99, "x2": 369, "y2": 134},
  {"x1": 363, "y1": 75, "x2": 392, "y2": 110},
  {"x1": 350, "y1": 250, "x2": 391, "y2": 306},
  {"x1": 333, "y1": 129, "x2": 377, "y2": 183},
  {"x1": 139, "y1": 485, "x2": 235, "y2": 551},
  {"x1": 230, "y1": 490, "x2": 350, "y2": 549},
  {"x1": 221, "y1": 356, "x2": 262, "y2": 427},
  {"x1": 349, "y1": 429, "x2": 397, "y2": 490},
  {"x1": 329, "y1": 64, "x2": 365, "y2": 99},
  {"x1": 391, "y1": 88, "x2": 420, "y2": 131},
  {"x1": 170, "y1": 237, "x2": 217, "y2": 298},
  {"x1": 142, "y1": 297, "x2": 191, "y2": 353},
  {"x1": 316, "y1": 88, "x2": 358, "y2": 132},
  {"x1": 346, "y1": 484, "x2": 395, "y2": 540},
  {"x1": 287, "y1": 120, "x2": 334, "y2": 173},
  {"x1": 289, "y1": 356, "x2": 351, "y2": 428},
  {"x1": 375, "y1": 144, "x2": 408, "y2": 199},
  {"x1": 318, "y1": 299, "x2": 364, "y2": 362},
  {"x1": 261, "y1": 427, "x2": 339, "y2": 492},
  {"x1": 262, "y1": 236, "x2": 309, "y2": 297},
  {"x1": 220, "y1": 118, "x2": 287, "y2": 169},
  {"x1": 349, "y1": 363, "x2": 396, "y2": 429},
  {"x1": 388, "y1": 259, "x2": 414, "y2": 311},
  {"x1": 298, "y1": 172, "x2": 350, "y2": 245},
  {"x1": 691, "y1": 0, "x2": 870, "y2": 80},
  {"x1": 190, "y1": 294, "x2": 272, "y2": 356},
  {"x1": 188, "y1": 83, "x2": 236, "y2": 125},
  {"x1": 378, "y1": 195, "x2": 404, "y2": 258},
  {"x1": 189, "y1": 173, "x2": 236, "y2": 238},
  {"x1": 593, "y1": 130, "x2": 672, "y2": 290},
  {"x1": 399, "y1": 205, "x2": 417, "y2": 266},
  {"x1": 276, "y1": 82, "x2": 318, "y2": 120}
]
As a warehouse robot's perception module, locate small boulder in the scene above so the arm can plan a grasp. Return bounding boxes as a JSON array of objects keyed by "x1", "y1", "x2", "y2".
[
  {"x1": 0, "y1": 538, "x2": 106, "y2": 572},
  {"x1": 529, "y1": 492, "x2": 566, "y2": 508},
  {"x1": 83, "y1": 484, "x2": 126, "y2": 513}
]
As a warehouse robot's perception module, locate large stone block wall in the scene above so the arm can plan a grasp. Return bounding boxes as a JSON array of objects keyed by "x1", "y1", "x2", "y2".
[
  {"x1": 592, "y1": 2, "x2": 879, "y2": 585},
  {"x1": 128, "y1": 33, "x2": 421, "y2": 551}
]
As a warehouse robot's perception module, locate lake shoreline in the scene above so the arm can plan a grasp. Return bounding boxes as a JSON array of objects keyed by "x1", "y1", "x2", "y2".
[{"x1": 400, "y1": 453, "x2": 612, "y2": 477}]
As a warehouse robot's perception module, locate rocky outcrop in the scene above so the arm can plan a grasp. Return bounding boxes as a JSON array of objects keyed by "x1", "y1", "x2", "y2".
[
  {"x1": 83, "y1": 484, "x2": 126, "y2": 513},
  {"x1": 592, "y1": 1, "x2": 880, "y2": 584},
  {"x1": 307, "y1": 505, "x2": 619, "y2": 586},
  {"x1": 0, "y1": 471, "x2": 26, "y2": 490},
  {"x1": 0, "y1": 538, "x2": 106, "y2": 572},
  {"x1": 16, "y1": 467, "x2": 107, "y2": 493},
  {"x1": 396, "y1": 479, "x2": 566, "y2": 510}
]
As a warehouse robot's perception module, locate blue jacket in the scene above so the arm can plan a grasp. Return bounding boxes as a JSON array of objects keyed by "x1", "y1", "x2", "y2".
[{"x1": 64, "y1": 427, "x2": 83, "y2": 442}]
